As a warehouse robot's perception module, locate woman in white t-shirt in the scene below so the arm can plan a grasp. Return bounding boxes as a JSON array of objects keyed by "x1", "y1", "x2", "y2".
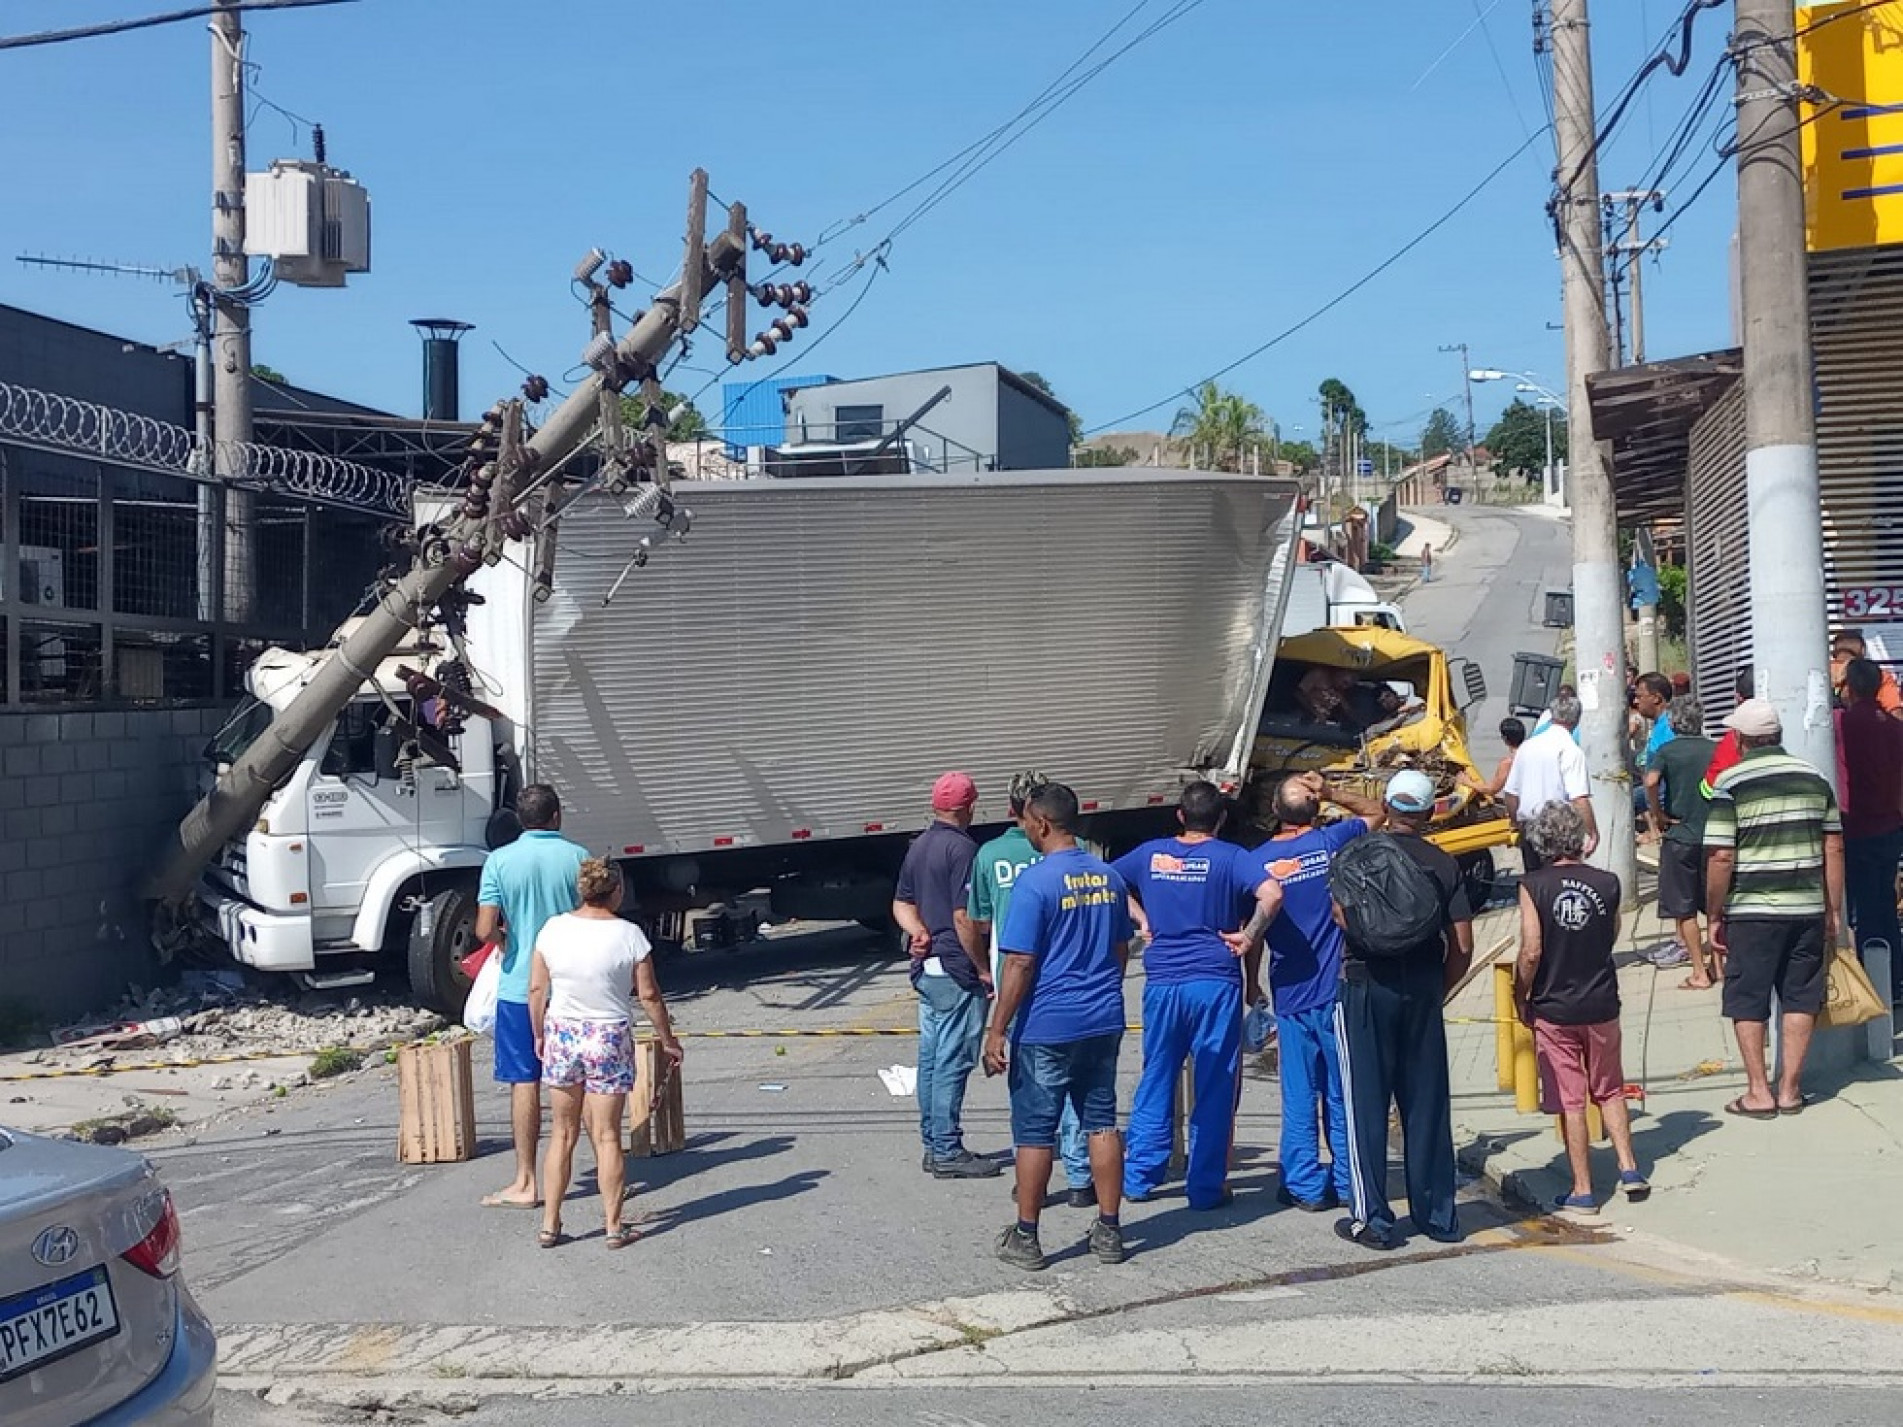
[{"x1": 528, "y1": 857, "x2": 683, "y2": 1249}]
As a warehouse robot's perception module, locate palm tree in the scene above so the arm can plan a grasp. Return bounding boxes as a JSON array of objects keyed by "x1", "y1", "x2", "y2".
[{"x1": 1170, "y1": 382, "x2": 1268, "y2": 471}]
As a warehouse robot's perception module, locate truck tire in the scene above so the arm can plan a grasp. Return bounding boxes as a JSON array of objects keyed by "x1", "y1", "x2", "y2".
[
  {"x1": 408, "y1": 885, "x2": 478, "y2": 1020},
  {"x1": 1457, "y1": 853, "x2": 1497, "y2": 913}
]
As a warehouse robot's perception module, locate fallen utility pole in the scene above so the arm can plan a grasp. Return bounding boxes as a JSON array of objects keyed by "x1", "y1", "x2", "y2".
[
  {"x1": 1733, "y1": 0, "x2": 1834, "y2": 787},
  {"x1": 1551, "y1": 0, "x2": 1635, "y2": 895},
  {"x1": 147, "y1": 171, "x2": 769, "y2": 904}
]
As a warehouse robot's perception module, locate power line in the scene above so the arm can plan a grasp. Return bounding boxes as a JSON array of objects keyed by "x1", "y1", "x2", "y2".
[
  {"x1": 1471, "y1": 0, "x2": 1535, "y2": 139},
  {"x1": 0, "y1": 0, "x2": 360, "y2": 51},
  {"x1": 1084, "y1": 124, "x2": 1553, "y2": 436}
]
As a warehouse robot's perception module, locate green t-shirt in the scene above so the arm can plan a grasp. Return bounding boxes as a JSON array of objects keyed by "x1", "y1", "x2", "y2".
[
  {"x1": 966, "y1": 826, "x2": 1039, "y2": 929},
  {"x1": 1650, "y1": 734, "x2": 1719, "y2": 844}
]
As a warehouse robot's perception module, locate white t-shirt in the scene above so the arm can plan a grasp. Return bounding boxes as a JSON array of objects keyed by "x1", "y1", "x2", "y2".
[
  {"x1": 535, "y1": 913, "x2": 652, "y2": 1022},
  {"x1": 1502, "y1": 725, "x2": 1590, "y2": 819}
]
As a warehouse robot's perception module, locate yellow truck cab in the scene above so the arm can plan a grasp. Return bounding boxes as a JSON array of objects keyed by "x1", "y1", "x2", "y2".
[{"x1": 1251, "y1": 626, "x2": 1515, "y2": 906}]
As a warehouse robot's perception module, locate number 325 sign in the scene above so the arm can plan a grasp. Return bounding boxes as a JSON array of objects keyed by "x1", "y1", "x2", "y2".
[{"x1": 1842, "y1": 586, "x2": 1903, "y2": 619}]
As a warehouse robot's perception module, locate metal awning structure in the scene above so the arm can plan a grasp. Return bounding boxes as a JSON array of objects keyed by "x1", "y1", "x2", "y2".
[{"x1": 1586, "y1": 349, "x2": 1742, "y2": 524}]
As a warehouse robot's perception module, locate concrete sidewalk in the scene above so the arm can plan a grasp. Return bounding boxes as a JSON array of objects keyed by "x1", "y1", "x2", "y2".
[
  {"x1": 1448, "y1": 900, "x2": 1903, "y2": 1293},
  {"x1": 1392, "y1": 508, "x2": 1454, "y2": 561}
]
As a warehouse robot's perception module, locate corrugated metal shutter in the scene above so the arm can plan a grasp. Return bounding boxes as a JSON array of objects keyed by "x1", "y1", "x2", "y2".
[
  {"x1": 528, "y1": 472, "x2": 1300, "y2": 857},
  {"x1": 1812, "y1": 248, "x2": 1903, "y2": 627},
  {"x1": 1687, "y1": 383, "x2": 1749, "y2": 732}
]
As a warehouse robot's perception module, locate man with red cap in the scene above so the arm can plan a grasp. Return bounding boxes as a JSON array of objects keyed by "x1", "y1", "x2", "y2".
[{"x1": 894, "y1": 771, "x2": 1002, "y2": 1178}]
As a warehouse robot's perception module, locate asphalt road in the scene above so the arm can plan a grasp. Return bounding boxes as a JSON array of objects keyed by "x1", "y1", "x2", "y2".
[
  {"x1": 1402, "y1": 503, "x2": 1572, "y2": 770},
  {"x1": 214, "y1": 1386, "x2": 1903, "y2": 1427}
]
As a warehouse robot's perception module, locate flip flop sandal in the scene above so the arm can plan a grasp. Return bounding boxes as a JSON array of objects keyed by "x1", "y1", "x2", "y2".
[
  {"x1": 537, "y1": 1223, "x2": 565, "y2": 1248},
  {"x1": 1778, "y1": 1096, "x2": 1814, "y2": 1116},
  {"x1": 482, "y1": 1195, "x2": 542, "y2": 1210},
  {"x1": 605, "y1": 1225, "x2": 643, "y2": 1250},
  {"x1": 1723, "y1": 1097, "x2": 1778, "y2": 1121}
]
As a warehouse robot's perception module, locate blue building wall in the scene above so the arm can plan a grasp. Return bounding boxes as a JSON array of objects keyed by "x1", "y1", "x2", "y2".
[{"x1": 721, "y1": 373, "x2": 836, "y2": 457}]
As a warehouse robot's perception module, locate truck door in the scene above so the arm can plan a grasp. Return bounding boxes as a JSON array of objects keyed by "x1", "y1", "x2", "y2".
[{"x1": 305, "y1": 700, "x2": 484, "y2": 942}]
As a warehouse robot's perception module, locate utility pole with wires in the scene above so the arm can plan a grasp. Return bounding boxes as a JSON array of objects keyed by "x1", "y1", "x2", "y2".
[
  {"x1": 210, "y1": 0, "x2": 257, "y2": 622},
  {"x1": 1440, "y1": 342, "x2": 1477, "y2": 474},
  {"x1": 1551, "y1": 0, "x2": 1635, "y2": 896},
  {"x1": 1733, "y1": 0, "x2": 1834, "y2": 789},
  {"x1": 1602, "y1": 189, "x2": 1668, "y2": 366}
]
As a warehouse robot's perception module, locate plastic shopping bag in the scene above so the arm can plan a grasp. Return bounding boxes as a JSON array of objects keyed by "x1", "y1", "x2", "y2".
[
  {"x1": 1243, "y1": 1000, "x2": 1276, "y2": 1055},
  {"x1": 463, "y1": 949, "x2": 501, "y2": 1035},
  {"x1": 459, "y1": 940, "x2": 496, "y2": 982}
]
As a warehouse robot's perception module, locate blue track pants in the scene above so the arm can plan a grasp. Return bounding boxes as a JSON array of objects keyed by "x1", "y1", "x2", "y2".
[
  {"x1": 1124, "y1": 979, "x2": 1242, "y2": 1209},
  {"x1": 1276, "y1": 1002, "x2": 1352, "y2": 1205}
]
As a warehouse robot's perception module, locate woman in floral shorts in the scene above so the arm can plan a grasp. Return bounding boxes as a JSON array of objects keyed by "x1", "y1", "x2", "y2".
[{"x1": 529, "y1": 857, "x2": 684, "y2": 1249}]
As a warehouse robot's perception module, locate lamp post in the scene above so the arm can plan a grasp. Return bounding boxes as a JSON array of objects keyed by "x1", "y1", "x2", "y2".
[
  {"x1": 1519, "y1": 384, "x2": 1565, "y2": 508},
  {"x1": 1472, "y1": 369, "x2": 1565, "y2": 505}
]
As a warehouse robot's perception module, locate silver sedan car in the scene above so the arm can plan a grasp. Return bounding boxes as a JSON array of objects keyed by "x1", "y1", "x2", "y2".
[{"x1": 0, "y1": 1127, "x2": 215, "y2": 1425}]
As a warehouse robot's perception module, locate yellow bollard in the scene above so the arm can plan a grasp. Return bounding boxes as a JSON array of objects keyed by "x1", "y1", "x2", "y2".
[
  {"x1": 1492, "y1": 964, "x2": 1516, "y2": 1091},
  {"x1": 1511, "y1": 1016, "x2": 1540, "y2": 1114},
  {"x1": 1554, "y1": 1100, "x2": 1608, "y2": 1145}
]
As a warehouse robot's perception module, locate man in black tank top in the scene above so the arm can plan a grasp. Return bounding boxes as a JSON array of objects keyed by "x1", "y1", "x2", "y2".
[{"x1": 1514, "y1": 802, "x2": 1650, "y2": 1217}]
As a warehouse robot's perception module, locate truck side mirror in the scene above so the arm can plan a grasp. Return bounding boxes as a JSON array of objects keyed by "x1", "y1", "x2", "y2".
[
  {"x1": 373, "y1": 726, "x2": 403, "y2": 783},
  {"x1": 1459, "y1": 661, "x2": 1487, "y2": 709}
]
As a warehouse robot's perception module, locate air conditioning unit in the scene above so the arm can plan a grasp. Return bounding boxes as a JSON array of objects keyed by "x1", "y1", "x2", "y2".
[
  {"x1": 244, "y1": 160, "x2": 372, "y2": 288},
  {"x1": 18, "y1": 544, "x2": 64, "y2": 608}
]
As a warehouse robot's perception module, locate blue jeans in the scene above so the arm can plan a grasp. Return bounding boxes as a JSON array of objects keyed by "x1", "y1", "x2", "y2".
[
  {"x1": 1124, "y1": 979, "x2": 1242, "y2": 1210},
  {"x1": 1277, "y1": 1002, "x2": 1352, "y2": 1204},
  {"x1": 916, "y1": 974, "x2": 987, "y2": 1162},
  {"x1": 1845, "y1": 830, "x2": 1903, "y2": 995},
  {"x1": 1057, "y1": 1103, "x2": 1091, "y2": 1189}
]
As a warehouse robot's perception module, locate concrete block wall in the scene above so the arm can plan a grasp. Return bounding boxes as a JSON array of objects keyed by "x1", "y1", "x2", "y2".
[{"x1": 0, "y1": 705, "x2": 226, "y2": 1024}]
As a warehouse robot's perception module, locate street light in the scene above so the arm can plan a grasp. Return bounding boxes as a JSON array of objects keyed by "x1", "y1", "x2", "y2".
[{"x1": 1472, "y1": 369, "x2": 1566, "y2": 505}]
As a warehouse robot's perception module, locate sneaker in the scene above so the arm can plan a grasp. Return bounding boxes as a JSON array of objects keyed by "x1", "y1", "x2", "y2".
[
  {"x1": 921, "y1": 1151, "x2": 933, "y2": 1175},
  {"x1": 1088, "y1": 1218, "x2": 1127, "y2": 1265},
  {"x1": 1647, "y1": 944, "x2": 1691, "y2": 969},
  {"x1": 1618, "y1": 1169, "x2": 1652, "y2": 1202},
  {"x1": 996, "y1": 1225, "x2": 1046, "y2": 1271},
  {"x1": 1276, "y1": 1185, "x2": 1338, "y2": 1213},
  {"x1": 1554, "y1": 1192, "x2": 1599, "y2": 1218},
  {"x1": 1333, "y1": 1217, "x2": 1398, "y2": 1251},
  {"x1": 1066, "y1": 1187, "x2": 1098, "y2": 1209},
  {"x1": 933, "y1": 1150, "x2": 1004, "y2": 1180}
]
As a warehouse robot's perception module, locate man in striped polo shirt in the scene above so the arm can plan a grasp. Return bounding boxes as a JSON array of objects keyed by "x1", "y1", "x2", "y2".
[{"x1": 1703, "y1": 699, "x2": 1846, "y2": 1119}]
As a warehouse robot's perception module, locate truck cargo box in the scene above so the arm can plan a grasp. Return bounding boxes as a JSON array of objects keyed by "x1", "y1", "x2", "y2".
[{"x1": 465, "y1": 469, "x2": 1302, "y2": 859}]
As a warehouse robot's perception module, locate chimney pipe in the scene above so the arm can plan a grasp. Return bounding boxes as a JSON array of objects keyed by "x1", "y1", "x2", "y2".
[{"x1": 409, "y1": 318, "x2": 474, "y2": 421}]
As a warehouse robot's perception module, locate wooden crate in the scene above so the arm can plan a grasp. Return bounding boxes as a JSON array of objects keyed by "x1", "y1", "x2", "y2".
[
  {"x1": 397, "y1": 1037, "x2": 478, "y2": 1164},
  {"x1": 625, "y1": 1039, "x2": 685, "y2": 1157}
]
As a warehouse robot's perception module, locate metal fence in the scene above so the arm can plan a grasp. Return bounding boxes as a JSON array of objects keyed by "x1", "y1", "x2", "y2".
[{"x1": 0, "y1": 441, "x2": 390, "y2": 709}]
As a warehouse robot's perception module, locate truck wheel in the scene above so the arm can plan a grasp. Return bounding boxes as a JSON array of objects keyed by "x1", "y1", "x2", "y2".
[
  {"x1": 1457, "y1": 853, "x2": 1498, "y2": 912},
  {"x1": 408, "y1": 886, "x2": 478, "y2": 1019}
]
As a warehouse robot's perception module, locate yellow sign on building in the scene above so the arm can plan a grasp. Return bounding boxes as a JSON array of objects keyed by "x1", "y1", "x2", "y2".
[{"x1": 1802, "y1": 2, "x2": 1903, "y2": 251}]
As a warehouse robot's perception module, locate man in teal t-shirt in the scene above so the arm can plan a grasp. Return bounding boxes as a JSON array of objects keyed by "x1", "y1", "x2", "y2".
[
  {"x1": 475, "y1": 784, "x2": 588, "y2": 1209},
  {"x1": 964, "y1": 771, "x2": 1093, "y2": 1205}
]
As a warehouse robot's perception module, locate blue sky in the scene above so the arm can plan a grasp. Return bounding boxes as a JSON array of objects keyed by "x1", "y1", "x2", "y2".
[{"x1": 0, "y1": 1, "x2": 1737, "y2": 446}]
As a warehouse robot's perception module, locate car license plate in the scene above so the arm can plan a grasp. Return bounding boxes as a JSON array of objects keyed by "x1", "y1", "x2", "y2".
[{"x1": 0, "y1": 1265, "x2": 121, "y2": 1382}]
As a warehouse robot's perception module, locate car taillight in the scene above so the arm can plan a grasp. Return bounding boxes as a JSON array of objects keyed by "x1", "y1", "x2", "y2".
[{"x1": 121, "y1": 1190, "x2": 181, "y2": 1279}]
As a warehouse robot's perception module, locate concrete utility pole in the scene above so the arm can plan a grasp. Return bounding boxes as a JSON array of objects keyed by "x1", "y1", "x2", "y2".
[
  {"x1": 1605, "y1": 189, "x2": 1668, "y2": 365},
  {"x1": 1551, "y1": 0, "x2": 1635, "y2": 894},
  {"x1": 210, "y1": 0, "x2": 257, "y2": 622},
  {"x1": 1733, "y1": 0, "x2": 1834, "y2": 787},
  {"x1": 149, "y1": 172, "x2": 752, "y2": 903},
  {"x1": 1441, "y1": 342, "x2": 1477, "y2": 473}
]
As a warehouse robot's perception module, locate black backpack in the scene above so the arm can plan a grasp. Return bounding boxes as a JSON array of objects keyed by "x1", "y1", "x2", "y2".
[{"x1": 1328, "y1": 834, "x2": 1446, "y2": 959}]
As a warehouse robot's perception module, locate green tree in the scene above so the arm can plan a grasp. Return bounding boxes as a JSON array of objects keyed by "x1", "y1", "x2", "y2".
[
  {"x1": 1277, "y1": 438, "x2": 1321, "y2": 476},
  {"x1": 1075, "y1": 444, "x2": 1137, "y2": 468},
  {"x1": 1171, "y1": 381, "x2": 1269, "y2": 471},
  {"x1": 620, "y1": 388, "x2": 709, "y2": 442},
  {"x1": 1484, "y1": 398, "x2": 1566, "y2": 481},
  {"x1": 1421, "y1": 406, "x2": 1464, "y2": 459},
  {"x1": 251, "y1": 363, "x2": 287, "y2": 384},
  {"x1": 1317, "y1": 377, "x2": 1367, "y2": 436},
  {"x1": 1016, "y1": 369, "x2": 1084, "y2": 446}
]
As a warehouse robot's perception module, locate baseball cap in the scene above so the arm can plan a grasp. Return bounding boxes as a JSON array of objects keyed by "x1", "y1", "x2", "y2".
[
  {"x1": 1384, "y1": 769, "x2": 1436, "y2": 814},
  {"x1": 1723, "y1": 698, "x2": 1781, "y2": 738},
  {"x1": 931, "y1": 771, "x2": 979, "y2": 811}
]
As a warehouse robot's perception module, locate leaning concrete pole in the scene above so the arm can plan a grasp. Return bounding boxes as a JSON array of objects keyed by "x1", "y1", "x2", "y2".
[
  {"x1": 1551, "y1": 0, "x2": 1635, "y2": 895},
  {"x1": 146, "y1": 294, "x2": 688, "y2": 905},
  {"x1": 1734, "y1": 0, "x2": 1835, "y2": 789}
]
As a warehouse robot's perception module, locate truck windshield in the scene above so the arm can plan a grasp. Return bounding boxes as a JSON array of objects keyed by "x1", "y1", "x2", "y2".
[{"x1": 208, "y1": 697, "x2": 273, "y2": 767}]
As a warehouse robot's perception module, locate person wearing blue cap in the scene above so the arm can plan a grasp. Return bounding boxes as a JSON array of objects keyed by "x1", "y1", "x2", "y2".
[{"x1": 1328, "y1": 768, "x2": 1474, "y2": 1251}]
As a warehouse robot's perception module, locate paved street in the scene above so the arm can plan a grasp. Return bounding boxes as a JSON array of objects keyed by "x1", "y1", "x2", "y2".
[{"x1": 150, "y1": 505, "x2": 1903, "y2": 1420}]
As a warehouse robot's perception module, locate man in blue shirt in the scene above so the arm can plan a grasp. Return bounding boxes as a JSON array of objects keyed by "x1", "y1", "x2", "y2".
[
  {"x1": 474, "y1": 784, "x2": 588, "y2": 1209},
  {"x1": 985, "y1": 783, "x2": 1135, "y2": 1270},
  {"x1": 1633, "y1": 672, "x2": 1675, "y2": 818},
  {"x1": 963, "y1": 771, "x2": 1094, "y2": 1207},
  {"x1": 1229, "y1": 772, "x2": 1387, "y2": 1211},
  {"x1": 1113, "y1": 782, "x2": 1273, "y2": 1211},
  {"x1": 895, "y1": 771, "x2": 1000, "y2": 1179}
]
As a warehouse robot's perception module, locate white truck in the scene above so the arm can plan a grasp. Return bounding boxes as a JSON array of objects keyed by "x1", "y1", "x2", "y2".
[
  {"x1": 1281, "y1": 559, "x2": 1406, "y2": 636},
  {"x1": 193, "y1": 468, "x2": 1304, "y2": 1011}
]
